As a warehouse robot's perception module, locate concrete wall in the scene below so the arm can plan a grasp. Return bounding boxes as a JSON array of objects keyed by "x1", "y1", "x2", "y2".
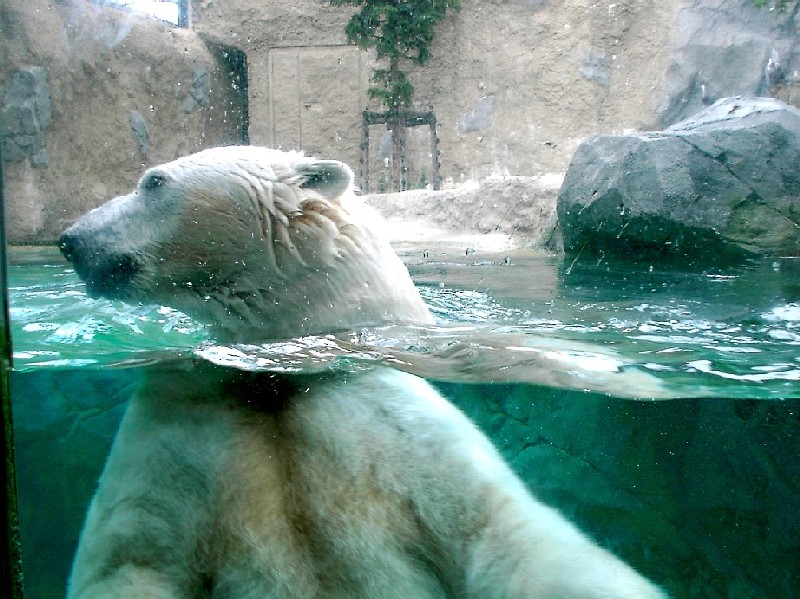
[
  {"x1": 190, "y1": 0, "x2": 371, "y2": 176},
  {"x1": 2, "y1": 0, "x2": 798, "y2": 240},
  {"x1": 193, "y1": 0, "x2": 799, "y2": 189},
  {"x1": 1, "y1": 0, "x2": 245, "y2": 243},
  {"x1": 192, "y1": 0, "x2": 677, "y2": 186},
  {"x1": 260, "y1": 45, "x2": 370, "y2": 163}
]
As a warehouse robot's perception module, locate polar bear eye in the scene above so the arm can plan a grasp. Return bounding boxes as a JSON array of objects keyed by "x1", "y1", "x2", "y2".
[{"x1": 143, "y1": 173, "x2": 167, "y2": 191}]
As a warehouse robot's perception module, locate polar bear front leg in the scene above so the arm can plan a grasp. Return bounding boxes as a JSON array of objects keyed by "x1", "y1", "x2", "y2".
[
  {"x1": 340, "y1": 369, "x2": 668, "y2": 599},
  {"x1": 67, "y1": 388, "x2": 221, "y2": 599},
  {"x1": 464, "y1": 489, "x2": 668, "y2": 599},
  {"x1": 68, "y1": 565, "x2": 187, "y2": 599},
  {"x1": 419, "y1": 406, "x2": 668, "y2": 599}
]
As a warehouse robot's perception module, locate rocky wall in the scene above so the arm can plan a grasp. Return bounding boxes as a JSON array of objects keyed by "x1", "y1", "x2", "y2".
[
  {"x1": 407, "y1": 0, "x2": 676, "y2": 179},
  {"x1": 3, "y1": 0, "x2": 799, "y2": 242},
  {"x1": 0, "y1": 0, "x2": 245, "y2": 243},
  {"x1": 658, "y1": 0, "x2": 800, "y2": 125},
  {"x1": 192, "y1": 0, "x2": 799, "y2": 186},
  {"x1": 192, "y1": 0, "x2": 678, "y2": 182}
]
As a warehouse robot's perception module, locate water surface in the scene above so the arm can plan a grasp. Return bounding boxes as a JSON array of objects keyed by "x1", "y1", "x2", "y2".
[{"x1": 10, "y1": 246, "x2": 800, "y2": 399}]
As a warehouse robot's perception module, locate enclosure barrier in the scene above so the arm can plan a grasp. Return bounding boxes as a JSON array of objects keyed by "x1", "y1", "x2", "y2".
[{"x1": 0, "y1": 129, "x2": 25, "y2": 599}]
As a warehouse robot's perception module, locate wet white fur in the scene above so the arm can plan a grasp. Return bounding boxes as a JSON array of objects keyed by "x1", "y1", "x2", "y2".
[
  {"x1": 61, "y1": 146, "x2": 431, "y2": 342},
  {"x1": 67, "y1": 146, "x2": 667, "y2": 598}
]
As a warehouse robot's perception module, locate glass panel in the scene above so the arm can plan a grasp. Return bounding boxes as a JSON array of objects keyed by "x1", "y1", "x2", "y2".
[
  {"x1": 3, "y1": 1, "x2": 799, "y2": 598},
  {"x1": 1, "y1": 133, "x2": 24, "y2": 599}
]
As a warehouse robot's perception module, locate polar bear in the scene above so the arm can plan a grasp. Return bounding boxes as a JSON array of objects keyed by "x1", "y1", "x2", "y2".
[{"x1": 59, "y1": 146, "x2": 667, "y2": 598}]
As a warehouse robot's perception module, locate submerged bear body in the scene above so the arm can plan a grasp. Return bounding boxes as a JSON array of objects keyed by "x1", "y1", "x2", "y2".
[{"x1": 62, "y1": 146, "x2": 667, "y2": 598}]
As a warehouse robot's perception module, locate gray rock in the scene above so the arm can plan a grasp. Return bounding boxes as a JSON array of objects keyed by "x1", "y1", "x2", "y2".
[
  {"x1": 580, "y1": 48, "x2": 610, "y2": 87},
  {"x1": 458, "y1": 95, "x2": 496, "y2": 134},
  {"x1": 557, "y1": 97, "x2": 800, "y2": 264},
  {"x1": 2, "y1": 66, "x2": 52, "y2": 166},
  {"x1": 31, "y1": 147, "x2": 49, "y2": 167},
  {"x1": 181, "y1": 61, "x2": 211, "y2": 113},
  {"x1": 364, "y1": 174, "x2": 561, "y2": 247},
  {"x1": 128, "y1": 110, "x2": 149, "y2": 158}
]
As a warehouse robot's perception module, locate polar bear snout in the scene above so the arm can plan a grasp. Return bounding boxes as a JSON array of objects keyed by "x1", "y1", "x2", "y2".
[{"x1": 59, "y1": 231, "x2": 141, "y2": 299}]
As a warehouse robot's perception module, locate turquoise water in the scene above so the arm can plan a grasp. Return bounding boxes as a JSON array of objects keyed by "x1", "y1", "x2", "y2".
[
  {"x1": 7, "y1": 246, "x2": 800, "y2": 598},
  {"x1": 10, "y1": 246, "x2": 800, "y2": 398}
]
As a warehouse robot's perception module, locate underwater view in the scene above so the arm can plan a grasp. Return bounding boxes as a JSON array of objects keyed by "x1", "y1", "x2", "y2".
[
  {"x1": 5, "y1": 0, "x2": 800, "y2": 597},
  {"x1": 8, "y1": 245, "x2": 800, "y2": 598}
]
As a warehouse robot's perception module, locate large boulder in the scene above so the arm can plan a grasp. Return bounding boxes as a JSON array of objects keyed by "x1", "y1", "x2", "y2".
[{"x1": 557, "y1": 97, "x2": 800, "y2": 264}]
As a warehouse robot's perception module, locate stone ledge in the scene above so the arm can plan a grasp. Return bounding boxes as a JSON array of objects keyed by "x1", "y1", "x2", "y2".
[{"x1": 362, "y1": 174, "x2": 563, "y2": 250}]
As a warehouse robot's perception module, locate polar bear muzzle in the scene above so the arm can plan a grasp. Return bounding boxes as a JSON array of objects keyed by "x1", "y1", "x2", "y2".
[{"x1": 59, "y1": 232, "x2": 140, "y2": 299}]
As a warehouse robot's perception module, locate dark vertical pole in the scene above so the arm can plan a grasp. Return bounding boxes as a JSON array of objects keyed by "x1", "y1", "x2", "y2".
[
  {"x1": 361, "y1": 111, "x2": 370, "y2": 194},
  {"x1": 237, "y1": 50, "x2": 250, "y2": 145},
  {"x1": 177, "y1": 0, "x2": 191, "y2": 29},
  {"x1": 398, "y1": 117, "x2": 407, "y2": 192},
  {"x1": 429, "y1": 114, "x2": 441, "y2": 191},
  {"x1": 0, "y1": 132, "x2": 25, "y2": 599}
]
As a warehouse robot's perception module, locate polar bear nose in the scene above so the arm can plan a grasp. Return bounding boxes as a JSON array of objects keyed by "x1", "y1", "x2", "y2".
[
  {"x1": 59, "y1": 232, "x2": 140, "y2": 299},
  {"x1": 58, "y1": 232, "x2": 79, "y2": 263}
]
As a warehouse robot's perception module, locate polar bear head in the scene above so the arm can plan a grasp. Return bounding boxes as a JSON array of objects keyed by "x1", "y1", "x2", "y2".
[{"x1": 59, "y1": 146, "x2": 433, "y2": 342}]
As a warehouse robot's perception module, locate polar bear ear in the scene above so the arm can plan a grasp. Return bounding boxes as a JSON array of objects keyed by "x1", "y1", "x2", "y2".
[{"x1": 297, "y1": 160, "x2": 354, "y2": 201}]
